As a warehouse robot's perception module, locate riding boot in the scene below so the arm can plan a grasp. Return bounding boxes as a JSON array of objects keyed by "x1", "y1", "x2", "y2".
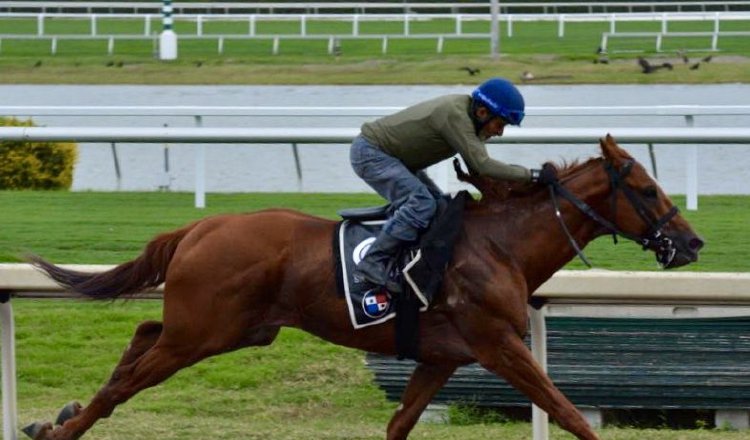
[{"x1": 355, "y1": 231, "x2": 404, "y2": 289}]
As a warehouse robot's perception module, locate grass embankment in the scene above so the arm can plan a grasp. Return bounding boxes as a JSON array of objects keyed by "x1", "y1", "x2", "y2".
[
  {"x1": 0, "y1": 17, "x2": 748, "y2": 84},
  {"x1": 1, "y1": 191, "x2": 748, "y2": 438}
]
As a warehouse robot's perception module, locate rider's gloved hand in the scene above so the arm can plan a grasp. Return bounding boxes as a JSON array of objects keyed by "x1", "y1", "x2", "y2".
[{"x1": 530, "y1": 163, "x2": 558, "y2": 186}]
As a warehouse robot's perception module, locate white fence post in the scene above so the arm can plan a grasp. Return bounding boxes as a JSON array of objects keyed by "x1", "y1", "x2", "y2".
[
  {"x1": 530, "y1": 306, "x2": 550, "y2": 440},
  {"x1": 558, "y1": 14, "x2": 565, "y2": 38},
  {"x1": 1, "y1": 298, "x2": 18, "y2": 440},
  {"x1": 91, "y1": 14, "x2": 97, "y2": 36},
  {"x1": 37, "y1": 13, "x2": 45, "y2": 36},
  {"x1": 194, "y1": 115, "x2": 205, "y2": 209}
]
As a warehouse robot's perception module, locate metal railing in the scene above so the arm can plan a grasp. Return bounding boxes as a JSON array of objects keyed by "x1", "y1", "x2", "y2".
[
  {"x1": 3, "y1": 11, "x2": 749, "y2": 38},
  {"x1": 1, "y1": 124, "x2": 749, "y2": 210},
  {"x1": 2, "y1": 2, "x2": 750, "y2": 15}
]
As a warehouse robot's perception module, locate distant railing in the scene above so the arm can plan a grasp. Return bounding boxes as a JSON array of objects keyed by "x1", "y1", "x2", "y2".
[
  {"x1": 2, "y1": 1, "x2": 750, "y2": 15},
  {"x1": 601, "y1": 30, "x2": 750, "y2": 53},
  {"x1": 3, "y1": 11, "x2": 749, "y2": 39}
]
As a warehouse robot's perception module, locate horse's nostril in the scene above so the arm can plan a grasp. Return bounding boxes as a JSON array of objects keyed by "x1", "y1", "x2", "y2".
[{"x1": 689, "y1": 237, "x2": 704, "y2": 251}]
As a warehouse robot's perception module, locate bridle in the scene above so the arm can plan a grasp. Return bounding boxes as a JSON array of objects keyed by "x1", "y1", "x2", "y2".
[{"x1": 548, "y1": 159, "x2": 680, "y2": 268}]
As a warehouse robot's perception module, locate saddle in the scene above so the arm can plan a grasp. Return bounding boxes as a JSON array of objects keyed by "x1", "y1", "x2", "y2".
[{"x1": 333, "y1": 191, "x2": 470, "y2": 360}]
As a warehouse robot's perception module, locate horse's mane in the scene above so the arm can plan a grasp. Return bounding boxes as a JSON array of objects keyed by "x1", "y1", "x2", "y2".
[{"x1": 453, "y1": 157, "x2": 602, "y2": 204}]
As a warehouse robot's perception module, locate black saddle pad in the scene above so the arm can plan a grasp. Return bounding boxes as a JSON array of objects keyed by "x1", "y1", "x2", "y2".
[{"x1": 333, "y1": 191, "x2": 470, "y2": 329}]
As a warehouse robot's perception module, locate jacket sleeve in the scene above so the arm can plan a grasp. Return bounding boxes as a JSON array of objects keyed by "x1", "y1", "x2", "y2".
[{"x1": 441, "y1": 116, "x2": 531, "y2": 182}]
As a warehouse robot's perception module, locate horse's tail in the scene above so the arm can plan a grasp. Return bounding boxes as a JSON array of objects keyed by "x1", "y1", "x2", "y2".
[{"x1": 29, "y1": 223, "x2": 196, "y2": 300}]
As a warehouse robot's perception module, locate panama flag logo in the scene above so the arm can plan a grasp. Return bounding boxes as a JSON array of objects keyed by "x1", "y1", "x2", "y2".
[{"x1": 362, "y1": 289, "x2": 391, "y2": 319}]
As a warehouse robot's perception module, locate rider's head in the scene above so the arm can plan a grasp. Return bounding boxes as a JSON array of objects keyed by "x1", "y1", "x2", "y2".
[{"x1": 470, "y1": 78, "x2": 525, "y2": 139}]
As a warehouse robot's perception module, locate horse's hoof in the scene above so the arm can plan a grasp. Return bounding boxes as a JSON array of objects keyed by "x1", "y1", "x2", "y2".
[
  {"x1": 55, "y1": 401, "x2": 82, "y2": 426},
  {"x1": 21, "y1": 421, "x2": 53, "y2": 440}
]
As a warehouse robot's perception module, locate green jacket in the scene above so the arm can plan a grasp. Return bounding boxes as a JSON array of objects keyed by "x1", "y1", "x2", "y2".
[{"x1": 361, "y1": 94, "x2": 530, "y2": 182}]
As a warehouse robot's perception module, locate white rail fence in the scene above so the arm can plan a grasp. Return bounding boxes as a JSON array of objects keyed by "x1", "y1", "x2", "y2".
[
  {"x1": 2, "y1": 104, "x2": 749, "y2": 208},
  {"x1": 1, "y1": 265, "x2": 749, "y2": 440},
  {"x1": 1, "y1": 123, "x2": 749, "y2": 210},
  {"x1": 2, "y1": 2, "x2": 750, "y2": 15},
  {"x1": 4, "y1": 11, "x2": 749, "y2": 38},
  {"x1": 3, "y1": 11, "x2": 748, "y2": 55}
]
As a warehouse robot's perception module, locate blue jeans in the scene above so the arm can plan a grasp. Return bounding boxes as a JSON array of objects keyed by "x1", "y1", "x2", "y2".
[{"x1": 350, "y1": 135, "x2": 439, "y2": 242}]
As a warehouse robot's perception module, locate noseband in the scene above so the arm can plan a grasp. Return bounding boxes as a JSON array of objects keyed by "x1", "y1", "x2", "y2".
[{"x1": 548, "y1": 159, "x2": 680, "y2": 267}]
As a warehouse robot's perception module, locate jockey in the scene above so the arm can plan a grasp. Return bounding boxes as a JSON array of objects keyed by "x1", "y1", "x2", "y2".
[{"x1": 350, "y1": 77, "x2": 555, "y2": 290}]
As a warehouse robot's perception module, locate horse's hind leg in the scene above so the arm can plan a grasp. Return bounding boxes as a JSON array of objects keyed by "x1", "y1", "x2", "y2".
[
  {"x1": 386, "y1": 363, "x2": 456, "y2": 440},
  {"x1": 38, "y1": 319, "x2": 278, "y2": 440},
  {"x1": 470, "y1": 326, "x2": 599, "y2": 440}
]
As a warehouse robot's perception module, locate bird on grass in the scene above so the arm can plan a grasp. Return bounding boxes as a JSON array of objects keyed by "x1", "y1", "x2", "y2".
[
  {"x1": 459, "y1": 66, "x2": 481, "y2": 76},
  {"x1": 637, "y1": 57, "x2": 673, "y2": 74}
]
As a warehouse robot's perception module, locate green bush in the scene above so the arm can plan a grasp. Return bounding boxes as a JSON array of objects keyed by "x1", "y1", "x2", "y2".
[{"x1": 0, "y1": 117, "x2": 78, "y2": 190}]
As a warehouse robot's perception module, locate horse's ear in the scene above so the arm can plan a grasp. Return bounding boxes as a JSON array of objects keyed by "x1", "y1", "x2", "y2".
[{"x1": 600, "y1": 133, "x2": 627, "y2": 165}]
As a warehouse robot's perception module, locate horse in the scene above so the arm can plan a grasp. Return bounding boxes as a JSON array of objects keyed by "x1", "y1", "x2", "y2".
[{"x1": 26, "y1": 134, "x2": 703, "y2": 440}]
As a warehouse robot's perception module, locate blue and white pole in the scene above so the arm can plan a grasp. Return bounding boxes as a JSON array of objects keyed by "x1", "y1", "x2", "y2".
[{"x1": 159, "y1": 0, "x2": 178, "y2": 60}]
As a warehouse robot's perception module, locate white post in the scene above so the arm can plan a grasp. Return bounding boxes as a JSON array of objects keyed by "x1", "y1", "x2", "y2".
[
  {"x1": 144, "y1": 15, "x2": 151, "y2": 36},
  {"x1": 685, "y1": 115, "x2": 698, "y2": 210},
  {"x1": 159, "y1": 0, "x2": 178, "y2": 60},
  {"x1": 194, "y1": 116, "x2": 206, "y2": 208},
  {"x1": 455, "y1": 14, "x2": 462, "y2": 35},
  {"x1": 353, "y1": 14, "x2": 359, "y2": 36},
  {"x1": 300, "y1": 15, "x2": 306, "y2": 36},
  {"x1": 507, "y1": 14, "x2": 513, "y2": 37},
  {"x1": 91, "y1": 14, "x2": 97, "y2": 36},
  {"x1": 196, "y1": 15, "x2": 203, "y2": 36},
  {"x1": 529, "y1": 306, "x2": 549, "y2": 440},
  {"x1": 249, "y1": 15, "x2": 256, "y2": 36},
  {"x1": 558, "y1": 14, "x2": 565, "y2": 38},
  {"x1": 1, "y1": 298, "x2": 18, "y2": 440},
  {"x1": 37, "y1": 14, "x2": 44, "y2": 36},
  {"x1": 490, "y1": 0, "x2": 500, "y2": 58},
  {"x1": 686, "y1": 145, "x2": 698, "y2": 210}
]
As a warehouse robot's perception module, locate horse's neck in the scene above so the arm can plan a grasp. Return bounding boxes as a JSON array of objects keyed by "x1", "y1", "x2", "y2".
[{"x1": 477, "y1": 165, "x2": 611, "y2": 293}]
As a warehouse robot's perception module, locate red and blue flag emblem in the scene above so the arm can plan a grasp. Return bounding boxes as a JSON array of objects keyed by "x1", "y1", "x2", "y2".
[{"x1": 362, "y1": 289, "x2": 391, "y2": 319}]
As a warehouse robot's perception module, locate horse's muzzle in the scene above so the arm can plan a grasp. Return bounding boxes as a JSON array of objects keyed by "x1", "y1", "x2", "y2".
[{"x1": 659, "y1": 234, "x2": 704, "y2": 269}]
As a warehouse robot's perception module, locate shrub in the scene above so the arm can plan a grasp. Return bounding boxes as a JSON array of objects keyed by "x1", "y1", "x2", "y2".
[{"x1": 0, "y1": 117, "x2": 78, "y2": 190}]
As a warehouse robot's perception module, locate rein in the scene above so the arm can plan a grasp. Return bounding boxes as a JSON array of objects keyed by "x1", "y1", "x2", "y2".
[{"x1": 548, "y1": 159, "x2": 679, "y2": 268}]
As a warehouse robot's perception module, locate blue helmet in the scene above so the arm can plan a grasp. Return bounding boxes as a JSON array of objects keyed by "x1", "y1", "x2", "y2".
[{"x1": 471, "y1": 78, "x2": 525, "y2": 126}]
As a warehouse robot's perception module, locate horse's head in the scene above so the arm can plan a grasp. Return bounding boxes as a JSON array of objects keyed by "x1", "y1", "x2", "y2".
[{"x1": 594, "y1": 134, "x2": 704, "y2": 268}]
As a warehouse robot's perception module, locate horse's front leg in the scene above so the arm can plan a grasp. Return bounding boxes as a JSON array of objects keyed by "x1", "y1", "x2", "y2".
[
  {"x1": 386, "y1": 363, "x2": 457, "y2": 440},
  {"x1": 461, "y1": 316, "x2": 599, "y2": 440}
]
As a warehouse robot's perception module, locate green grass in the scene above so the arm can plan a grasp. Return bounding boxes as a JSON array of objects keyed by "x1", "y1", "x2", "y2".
[
  {"x1": 0, "y1": 191, "x2": 746, "y2": 271},
  {"x1": 0, "y1": 16, "x2": 748, "y2": 84}
]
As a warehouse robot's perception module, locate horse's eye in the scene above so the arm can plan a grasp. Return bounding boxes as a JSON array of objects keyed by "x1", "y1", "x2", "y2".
[{"x1": 642, "y1": 187, "x2": 658, "y2": 199}]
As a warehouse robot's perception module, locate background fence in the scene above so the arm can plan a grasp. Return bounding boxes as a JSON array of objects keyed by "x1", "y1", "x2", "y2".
[{"x1": 2, "y1": 1, "x2": 750, "y2": 15}]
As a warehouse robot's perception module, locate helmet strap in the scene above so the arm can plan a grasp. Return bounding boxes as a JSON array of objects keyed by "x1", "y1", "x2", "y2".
[{"x1": 469, "y1": 100, "x2": 492, "y2": 136}]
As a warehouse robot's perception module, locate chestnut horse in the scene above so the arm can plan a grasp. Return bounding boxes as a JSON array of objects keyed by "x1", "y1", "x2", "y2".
[{"x1": 27, "y1": 135, "x2": 702, "y2": 440}]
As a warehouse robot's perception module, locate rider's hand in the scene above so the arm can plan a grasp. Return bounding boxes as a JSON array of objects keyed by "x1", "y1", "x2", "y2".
[{"x1": 530, "y1": 163, "x2": 558, "y2": 185}]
